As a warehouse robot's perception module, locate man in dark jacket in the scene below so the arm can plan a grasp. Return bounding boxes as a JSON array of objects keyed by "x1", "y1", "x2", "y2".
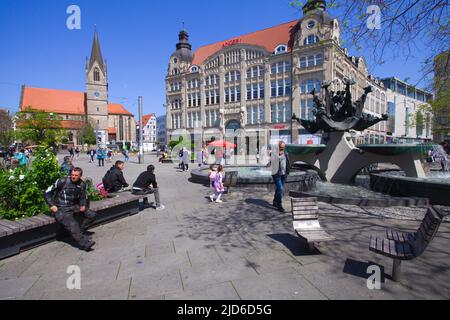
[
  {"x1": 132, "y1": 165, "x2": 165, "y2": 211},
  {"x1": 103, "y1": 160, "x2": 129, "y2": 193},
  {"x1": 45, "y1": 167, "x2": 96, "y2": 251}
]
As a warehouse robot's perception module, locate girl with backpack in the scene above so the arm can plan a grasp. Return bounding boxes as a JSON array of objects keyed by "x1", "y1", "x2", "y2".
[{"x1": 210, "y1": 165, "x2": 225, "y2": 203}]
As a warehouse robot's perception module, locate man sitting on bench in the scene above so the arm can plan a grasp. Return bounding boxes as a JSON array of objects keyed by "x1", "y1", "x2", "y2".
[
  {"x1": 132, "y1": 165, "x2": 165, "y2": 211},
  {"x1": 102, "y1": 160, "x2": 129, "y2": 193}
]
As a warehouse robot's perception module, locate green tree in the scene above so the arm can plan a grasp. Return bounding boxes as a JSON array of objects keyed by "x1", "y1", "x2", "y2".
[
  {"x1": 15, "y1": 107, "x2": 66, "y2": 146},
  {"x1": 290, "y1": 0, "x2": 449, "y2": 84},
  {"x1": 80, "y1": 121, "x2": 97, "y2": 146},
  {"x1": 0, "y1": 110, "x2": 14, "y2": 146}
]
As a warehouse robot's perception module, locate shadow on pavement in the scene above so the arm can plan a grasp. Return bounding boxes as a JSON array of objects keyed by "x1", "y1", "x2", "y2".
[
  {"x1": 267, "y1": 233, "x2": 322, "y2": 256},
  {"x1": 343, "y1": 258, "x2": 386, "y2": 282}
]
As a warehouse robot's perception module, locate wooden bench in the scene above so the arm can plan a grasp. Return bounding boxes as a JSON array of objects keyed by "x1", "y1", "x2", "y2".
[
  {"x1": 224, "y1": 171, "x2": 238, "y2": 194},
  {"x1": 369, "y1": 206, "x2": 444, "y2": 281},
  {"x1": 0, "y1": 192, "x2": 149, "y2": 260},
  {"x1": 291, "y1": 197, "x2": 336, "y2": 251}
]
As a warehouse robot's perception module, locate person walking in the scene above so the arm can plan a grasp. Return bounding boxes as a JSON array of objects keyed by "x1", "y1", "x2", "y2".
[
  {"x1": 208, "y1": 164, "x2": 217, "y2": 199},
  {"x1": 14, "y1": 149, "x2": 29, "y2": 168},
  {"x1": 178, "y1": 148, "x2": 184, "y2": 169},
  {"x1": 68, "y1": 147, "x2": 75, "y2": 159},
  {"x1": 96, "y1": 147, "x2": 106, "y2": 167},
  {"x1": 60, "y1": 156, "x2": 74, "y2": 176},
  {"x1": 433, "y1": 142, "x2": 449, "y2": 172},
  {"x1": 107, "y1": 148, "x2": 113, "y2": 163},
  {"x1": 210, "y1": 165, "x2": 225, "y2": 203},
  {"x1": 44, "y1": 167, "x2": 96, "y2": 251},
  {"x1": 132, "y1": 165, "x2": 165, "y2": 211},
  {"x1": 182, "y1": 147, "x2": 191, "y2": 172},
  {"x1": 122, "y1": 148, "x2": 130, "y2": 162},
  {"x1": 75, "y1": 147, "x2": 80, "y2": 158},
  {"x1": 89, "y1": 148, "x2": 95, "y2": 163},
  {"x1": 270, "y1": 141, "x2": 291, "y2": 213},
  {"x1": 196, "y1": 148, "x2": 204, "y2": 168},
  {"x1": 102, "y1": 160, "x2": 129, "y2": 193}
]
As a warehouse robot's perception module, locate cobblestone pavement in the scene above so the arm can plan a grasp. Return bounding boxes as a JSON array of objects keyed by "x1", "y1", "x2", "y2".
[{"x1": 0, "y1": 153, "x2": 449, "y2": 300}]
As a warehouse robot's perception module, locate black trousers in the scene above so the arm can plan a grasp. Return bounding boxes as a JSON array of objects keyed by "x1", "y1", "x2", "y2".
[
  {"x1": 54, "y1": 207, "x2": 97, "y2": 247},
  {"x1": 98, "y1": 158, "x2": 104, "y2": 166}
]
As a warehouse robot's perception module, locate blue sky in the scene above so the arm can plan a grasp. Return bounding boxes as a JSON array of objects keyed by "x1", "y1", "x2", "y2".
[{"x1": 0, "y1": 0, "x2": 435, "y2": 117}]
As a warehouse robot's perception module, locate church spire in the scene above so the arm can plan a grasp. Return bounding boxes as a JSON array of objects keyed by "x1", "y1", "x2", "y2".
[{"x1": 89, "y1": 30, "x2": 105, "y2": 74}]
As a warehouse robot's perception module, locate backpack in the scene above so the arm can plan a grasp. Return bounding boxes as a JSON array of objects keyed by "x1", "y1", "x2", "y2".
[{"x1": 102, "y1": 169, "x2": 115, "y2": 191}]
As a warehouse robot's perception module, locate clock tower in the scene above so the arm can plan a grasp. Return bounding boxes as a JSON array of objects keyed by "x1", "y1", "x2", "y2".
[{"x1": 86, "y1": 30, "x2": 109, "y2": 144}]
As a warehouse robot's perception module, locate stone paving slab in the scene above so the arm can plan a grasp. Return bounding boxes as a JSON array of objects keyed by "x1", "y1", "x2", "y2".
[
  {"x1": 165, "y1": 282, "x2": 241, "y2": 300},
  {"x1": 0, "y1": 276, "x2": 40, "y2": 299},
  {"x1": 1, "y1": 155, "x2": 449, "y2": 300}
]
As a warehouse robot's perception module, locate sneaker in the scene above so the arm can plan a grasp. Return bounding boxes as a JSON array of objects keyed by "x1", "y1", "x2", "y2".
[
  {"x1": 215, "y1": 199, "x2": 223, "y2": 203},
  {"x1": 156, "y1": 204, "x2": 165, "y2": 211},
  {"x1": 209, "y1": 195, "x2": 215, "y2": 202}
]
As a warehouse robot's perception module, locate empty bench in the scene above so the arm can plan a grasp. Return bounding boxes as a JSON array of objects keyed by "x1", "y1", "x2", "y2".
[
  {"x1": 369, "y1": 206, "x2": 444, "y2": 281},
  {"x1": 0, "y1": 192, "x2": 149, "y2": 260},
  {"x1": 291, "y1": 197, "x2": 336, "y2": 251}
]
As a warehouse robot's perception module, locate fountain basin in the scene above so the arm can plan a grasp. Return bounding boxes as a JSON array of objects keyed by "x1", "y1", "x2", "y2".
[
  {"x1": 285, "y1": 144, "x2": 326, "y2": 155},
  {"x1": 290, "y1": 181, "x2": 429, "y2": 207},
  {"x1": 191, "y1": 166, "x2": 319, "y2": 193},
  {"x1": 356, "y1": 144, "x2": 427, "y2": 156},
  {"x1": 370, "y1": 172, "x2": 450, "y2": 206}
]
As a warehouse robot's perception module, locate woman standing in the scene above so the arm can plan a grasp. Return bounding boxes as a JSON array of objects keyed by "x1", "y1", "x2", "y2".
[{"x1": 97, "y1": 147, "x2": 106, "y2": 167}]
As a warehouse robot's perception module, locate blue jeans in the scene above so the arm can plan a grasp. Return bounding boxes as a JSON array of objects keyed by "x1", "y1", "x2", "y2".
[{"x1": 272, "y1": 174, "x2": 287, "y2": 207}]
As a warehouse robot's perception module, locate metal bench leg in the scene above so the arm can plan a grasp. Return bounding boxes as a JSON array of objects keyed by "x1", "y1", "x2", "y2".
[
  {"x1": 307, "y1": 242, "x2": 315, "y2": 252},
  {"x1": 392, "y1": 259, "x2": 402, "y2": 282}
]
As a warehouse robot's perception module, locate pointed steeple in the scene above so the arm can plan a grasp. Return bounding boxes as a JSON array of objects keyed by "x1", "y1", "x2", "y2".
[{"x1": 89, "y1": 30, "x2": 105, "y2": 74}]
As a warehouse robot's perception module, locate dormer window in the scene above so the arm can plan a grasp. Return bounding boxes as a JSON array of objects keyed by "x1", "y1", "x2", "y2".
[
  {"x1": 307, "y1": 20, "x2": 315, "y2": 29},
  {"x1": 190, "y1": 65, "x2": 199, "y2": 73},
  {"x1": 275, "y1": 45, "x2": 288, "y2": 54},
  {"x1": 94, "y1": 68, "x2": 100, "y2": 82},
  {"x1": 304, "y1": 35, "x2": 320, "y2": 45},
  {"x1": 173, "y1": 58, "x2": 178, "y2": 64}
]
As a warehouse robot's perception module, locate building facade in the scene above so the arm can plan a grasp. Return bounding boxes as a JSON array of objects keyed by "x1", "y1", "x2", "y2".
[
  {"x1": 156, "y1": 115, "x2": 167, "y2": 148},
  {"x1": 165, "y1": 0, "x2": 389, "y2": 152},
  {"x1": 140, "y1": 114, "x2": 157, "y2": 151},
  {"x1": 19, "y1": 31, "x2": 136, "y2": 146},
  {"x1": 381, "y1": 77, "x2": 433, "y2": 143}
]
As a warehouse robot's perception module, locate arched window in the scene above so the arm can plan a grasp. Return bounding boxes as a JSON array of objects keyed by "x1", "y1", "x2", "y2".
[
  {"x1": 190, "y1": 65, "x2": 199, "y2": 73},
  {"x1": 307, "y1": 56, "x2": 315, "y2": 67},
  {"x1": 94, "y1": 68, "x2": 100, "y2": 82},
  {"x1": 300, "y1": 57, "x2": 307, "y2": 68},
  {"x1": 304, "y1": 35, "x2": 319, "y2": 45},
  {"x1": 315, "y1": 54, "x2": 323, "y2": 66},
  {"x1": 275, "y1": 44, "x2": 288, "y2": 54}
]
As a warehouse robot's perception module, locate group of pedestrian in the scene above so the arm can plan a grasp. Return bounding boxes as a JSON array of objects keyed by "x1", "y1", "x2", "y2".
[{"x1": 68, "y1": 147, "x2": 80, "y2": 159}]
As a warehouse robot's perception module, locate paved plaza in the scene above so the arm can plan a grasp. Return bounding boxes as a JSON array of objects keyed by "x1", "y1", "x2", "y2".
[{"x1": 0, "y1": 153, "x2": 449, "y2": 300}]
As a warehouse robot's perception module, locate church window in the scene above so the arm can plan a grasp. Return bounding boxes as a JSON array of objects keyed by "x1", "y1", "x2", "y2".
[{"x1": 94, "y1": 68, "x2": 100, "y2": 82}]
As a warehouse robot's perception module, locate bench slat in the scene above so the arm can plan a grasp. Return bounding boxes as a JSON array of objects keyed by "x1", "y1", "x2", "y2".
[
  {"x1": 292, "y1": 209, "x2": 318, "y2": 214},
  {"x1": 293, "y1": 214, "x2": 319, "y2": 220},
  {"x1": 291, "y1": 198, "x2": 317, "y2": 202},
  {"x1": 0, "y1": 220, "x2": 24, "y2": 232},
  {"x1": 292, "y1": 205, "x2": 319, "y2": 211},
  {"x1": 292, "y1": 202, "x2": 317, "y2": 207}
]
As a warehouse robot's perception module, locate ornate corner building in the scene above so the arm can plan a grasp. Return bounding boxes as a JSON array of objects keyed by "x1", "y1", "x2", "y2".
[
  {"x1": 19, "y1": 31, "x2": 136, "y2": 146},
  {"x1": 165, "y1": 0, "x2": 393, "y2": 150}
]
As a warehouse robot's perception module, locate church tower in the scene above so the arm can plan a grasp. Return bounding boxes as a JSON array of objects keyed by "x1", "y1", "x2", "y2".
[{"x1": 86, "y1": 30, "x2": 109, "y2": 143}]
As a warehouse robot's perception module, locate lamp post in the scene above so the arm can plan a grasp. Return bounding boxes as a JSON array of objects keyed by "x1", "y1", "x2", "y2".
[{"x1": 138, "y1": 96, "x2": 144, "y2": 164}]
